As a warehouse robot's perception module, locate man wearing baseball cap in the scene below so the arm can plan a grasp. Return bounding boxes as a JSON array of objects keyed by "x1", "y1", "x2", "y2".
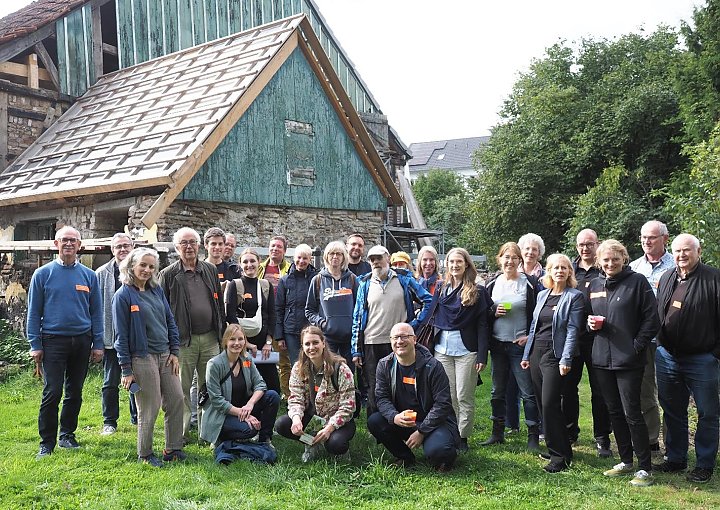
[{"x1": 351, "y1": 245, "x2": 432, "y2": 416}]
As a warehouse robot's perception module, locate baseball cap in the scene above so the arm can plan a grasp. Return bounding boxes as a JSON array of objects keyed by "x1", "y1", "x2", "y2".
[{"x1": 367, "y1": 245, "x2": 389, "y2": 257}]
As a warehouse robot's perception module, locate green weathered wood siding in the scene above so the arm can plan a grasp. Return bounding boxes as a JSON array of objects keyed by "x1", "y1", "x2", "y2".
[
  {"x1": 113, "y1": 0, "x2": 380, "y2": 114},
  {"x1": 56, "y1": 4, "x2": 94, "y2": 96},
  {"x1": 180, "y1": 48, "x2": 386, "y2": 212}
]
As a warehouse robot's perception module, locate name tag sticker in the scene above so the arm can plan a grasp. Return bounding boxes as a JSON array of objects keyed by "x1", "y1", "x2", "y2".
[
  {"x1": 75, "y1": 284, "x2": 89, "y2": 292},
  {"x1": 213, "y1": 292, "x2": 218, "y2": 299},
  {"x1": 130, "y1": 305, "x2": 140, "y2": 312},
  {"x1": 243, "y1": 293, "x2": 253, "y2": 299},
  {"x1": 314, "y1": 385, "x2": 320, "y2": 392},
  {"x1": 672, "y1": 300, "x2": 682, "y2": 309},
  {"x1": 590, "y1": 291, "x2": 607, "y2": 299},
  {"x1": 243, "y1": 360, "x2": 251, "y2": 368},
  {"x1": 218, "y1": 273, "x2": 224, "y2": 279},
  {"x1": 402, "y1": 376, "x2": 416, "y2": 385}
]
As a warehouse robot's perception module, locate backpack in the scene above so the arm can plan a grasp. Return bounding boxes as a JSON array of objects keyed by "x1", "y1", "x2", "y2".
[
  {"x1": 329, "y1": 362, "x2": 362, "y2": 419},
  {"x1": 222, "y1": 278, "x2": 270, "y2": 307}
]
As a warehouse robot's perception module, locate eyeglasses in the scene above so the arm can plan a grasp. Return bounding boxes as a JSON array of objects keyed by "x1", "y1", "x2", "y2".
[
  {"x1": 390, "y1": 334, "x2": 415, "y2": 342},
  {"x1": 58, "y1": 237, "x2": 79, "y2": 244},
  {"x1": 640, "y1": 235, "x2": 661, "y2": 242},
  {"x1": 328, "y1": 252, "x2": 343, "y2": 257},
  {"x1": 178, "y1": 240, "x2": 198, "y2": 246},
  {"x1": 112, "y1": 243, "x2": 133, "y2": 250},
  {"x1": 501, "y1": 255, "x2": 520, "y2": 261},
  {"x1": 577, "y1": 242, "x2": 596, "y2": 249}
]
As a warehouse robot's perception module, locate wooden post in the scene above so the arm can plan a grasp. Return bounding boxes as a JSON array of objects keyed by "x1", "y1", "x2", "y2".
[
  {"x1": 91, "y1": 4, "x2": 103, "y2": 84},
  {"x1": 0, "y1": 91, "x2": 7, "y2": 171},
  {"x1": 33, "y1": 42, "x2": 60, "y2": 91},
  {"x1": 26, "y1": 54, "x2": 39, "y2": 89}
]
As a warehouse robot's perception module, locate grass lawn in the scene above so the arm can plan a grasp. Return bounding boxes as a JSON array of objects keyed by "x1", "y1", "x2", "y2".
[{"x1": 0, "y1": 366, "x2": 717, "y2": 509}]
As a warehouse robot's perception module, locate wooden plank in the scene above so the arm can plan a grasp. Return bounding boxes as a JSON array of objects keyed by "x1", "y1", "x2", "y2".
[
  {"x1": 132, "y1": 0, "x2": 150, "y2": 64},
  {"x1": 33, "y1": 42, "x2": 60, "y2": 91},
  {"x1": 263, "y1": 0, "x2": 273, "y2": 22},
  {"x1": 0, "y1": 61, "x2": 52, "y2": 83},
  {"x1": 228, "y1": 0, "x2": 242, "y2": 34},
  {"x1": 282, "y1": 0, "x2": 293, "y2": 18},
  {"x1": 102, "y1": 43, "x2": 118, "y2": 56},
  {"x1": 217, "y1": 0, "x2": 230, "y2": 38},
  {"x1": 241, "y1": 0, "x2": 252, "y2": 31},
  {"x1": 253, "y1": 0, "x2": 263, "y2": 26},
  {"x1": 91, "y1": 4, "x2": 103, "y2": 84},
  {"x1": 83, "y1": 4, "x2": 95, "y2": 87},
  {"x1": 204, "y1": 0, "x2": 219, "y2": 42},
  {"x1": 141, "y1": 30, "x2": 299, "y2": 228},
  {"x1": 191, "y1": 0, "x2": 205, "y2": 46},
  {"x1": 0, "y1": 92, "x2": 7, "y2": 171},
  {"x1": 0, "y1": 22, "x2": 56, "y2": 64},
  {"x1": 116, "y1": 0, "x2": 134, "y2": 68},
  {"x1": 163, "y1": 0, "x2": 179, "y2": 54},
  {"x1": 148, "y1": 0, "x2": 165, "y2": 60},
  {"x1": 0, "y1": 79, "x2": 76, "y2": 103},
  {"x1": 55, "y1": 18, "x2": 69, "y2": 92}
]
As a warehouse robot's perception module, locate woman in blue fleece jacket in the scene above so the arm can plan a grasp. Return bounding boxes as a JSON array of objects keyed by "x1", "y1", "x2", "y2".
[{"x1": 113, "y1": 248, "x2": 185, "y2": 467}]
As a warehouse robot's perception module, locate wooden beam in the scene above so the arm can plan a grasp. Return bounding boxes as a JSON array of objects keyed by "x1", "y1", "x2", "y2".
[
  {"x1": 33, "y1": 42, "x2": 60, "y2": 91},
  {"x1": 0, "y1": 60, "x2": 53, "y2": 83},
  {"x1": 140, "y1": 32, "x2": 301, "y2": 228},
  {"x1": 91, "y1": 4, "x2": 103, "y2": 83},
  {"x1": 0, "y1": 79, "x2": 74, "y2": 102},
  {"x1": 26, "y1": 54, "x2": 39, "y2": 89},
  {"x1": 102, "y1": 43, "x2": 118, "y2": 57},
  {"x1": 0, "y1": 92, "x2": 7, "y2": 171},
  {"x1": 0, "y1": 22, "x2": 56, "y2": 64}
]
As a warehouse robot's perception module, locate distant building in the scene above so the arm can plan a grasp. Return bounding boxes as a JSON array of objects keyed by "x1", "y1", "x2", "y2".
[{"x1": 407, "y1": 136, "x2": 489, "y2": 182}]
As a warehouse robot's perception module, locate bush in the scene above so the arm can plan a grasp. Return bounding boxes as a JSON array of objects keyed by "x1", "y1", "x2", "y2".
[{"x1": 0, "y1": 318, "x2": 29, "y2": 367}]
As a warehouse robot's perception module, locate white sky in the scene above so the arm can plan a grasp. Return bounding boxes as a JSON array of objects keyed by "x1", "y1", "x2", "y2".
[{"x1": 1, "y1": 0, "x2": 704, "y2": 145}]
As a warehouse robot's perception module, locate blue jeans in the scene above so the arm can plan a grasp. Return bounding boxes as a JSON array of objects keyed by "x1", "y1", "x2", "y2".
[
  {"x1": 38, "y1": 334, "x2": 92, "y2": 448},
  {"x1": 489, "y1": 339, "x2": 539, "y2": 426},
  {"x1": 218, "y1": 390, "x2": 280, "y2": 443},
  {"x1": 326, "y1": 339, "x2": 354, "y2": 373},
  {"x1": 656, "y1": 346, "x2": 720, "y2": 469},
  {"x1": 284, "y1": 333, "x2": 301, "y2": 365},
  {"x1": 102, "y1": 348, "x2": 138, "y2": 427}
]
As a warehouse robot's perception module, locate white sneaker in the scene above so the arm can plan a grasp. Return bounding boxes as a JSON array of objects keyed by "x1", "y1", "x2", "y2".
[
  {"x1": 100, "y1": 425, "x2": 117, "y2": 436},
  {"x1": 603, "y1": 462, "x2": 635, "y2": 477},
  {"x1": 630, "y1": 470, "x2": 654, "y2": 487},
  {"x1": 301, "y1": 444, "x2": 322, "y2": 463}
]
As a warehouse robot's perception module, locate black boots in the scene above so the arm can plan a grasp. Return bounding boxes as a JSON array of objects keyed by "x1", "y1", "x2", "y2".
[
  {"x1": 527, "y1": 425, "x2": 540, "y2": 451},
  {"x1": 481, "y1": 420, "x2": 505, "y2": 446}
]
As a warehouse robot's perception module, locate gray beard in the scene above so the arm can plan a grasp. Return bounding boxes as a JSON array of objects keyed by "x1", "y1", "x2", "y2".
[{"x1": 373, "y1": 266, "x2": 389, "y2": 279}]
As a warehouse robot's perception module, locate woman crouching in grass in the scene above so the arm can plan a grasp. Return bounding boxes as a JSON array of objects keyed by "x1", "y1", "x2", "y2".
[
  {"x1": 200, "y1": 323, "x2": 280, "y2": 463},
  {"x1": 113, "y1": 248, "x2": 185, "y2": 467},
  {"x1": 275, "y1": 325, "x2": 357, "y2": 462}
]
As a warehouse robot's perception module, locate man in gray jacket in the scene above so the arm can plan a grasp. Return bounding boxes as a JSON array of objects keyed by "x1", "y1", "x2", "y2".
[{"x1": 96, "y1": 233, "x2": 137, "y2": 435}]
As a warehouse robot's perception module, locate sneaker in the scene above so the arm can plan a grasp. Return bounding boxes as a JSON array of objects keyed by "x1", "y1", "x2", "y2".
[
  {"x1": 603, "y1": 462, "x2": 635, "y2": 477},
  {"x1": 36, "y1": 445, "x2": 53, "y2": 460},
  {"x1": 58, "y1": 435, "x2": 80, "y2": 449},
  {"x1": 100, "y1": 425, "x2": 117, "y2": 436},
  {"x1": 686, "y1": 467, "x2": 713, "y2": 484},
  {"x1": 596, "y1": 441, "x2": 613, "y2": 458},
  {"x1": 138, "y1": 453, "x2": 163, "y2": 467},
  {"x1": 505, "y1": 428, "x2": 520, "y2": 436},
  {"x1": 630, "y1": 469, "x2": 654, "y2": 487},
  {"x1": 539, "y1": 452, "x2": 551, "y2": 461},
  {"x1": 653, "y1": 460, "x2": 687, "y2": 473},
  {"x1": 301, "y1": 444, "x2": 322, "y2": 463},
  {"x1": 258, "y1": 439, "x2": 276, "y2": 452},
  {"x1": 457, "y1": 437, "x2": 469, "y2": 453},
  {"x1": 162, "y1": 449, "x2": 187, "y2": 462}
]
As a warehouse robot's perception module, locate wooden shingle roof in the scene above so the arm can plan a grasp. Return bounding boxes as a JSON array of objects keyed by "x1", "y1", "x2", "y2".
[
  {"x1": 0, "y1": 0, "x2": 86, "y2": 45},
  {"x1": 0, "y1": 14, "x2": 402, "y2": 224}
]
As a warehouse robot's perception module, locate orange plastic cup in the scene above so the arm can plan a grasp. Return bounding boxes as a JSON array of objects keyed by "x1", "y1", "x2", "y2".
[{"x1": 404, "y1": 411, "x2": 417, "y2": 423}]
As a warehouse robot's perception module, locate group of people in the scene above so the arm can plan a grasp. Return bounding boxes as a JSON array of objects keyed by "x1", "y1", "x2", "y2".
[{"x1": 26, "y1": 221, "x2": 719, "y2": 484}]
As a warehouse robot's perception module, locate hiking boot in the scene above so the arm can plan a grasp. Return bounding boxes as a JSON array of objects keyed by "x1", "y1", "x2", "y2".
[
  {"x1": 653, "y1": 460, "x2": 687, "y2": 473},
  {"x1": 630, "y1": 469, "x2": 654, "y2": 487},
  {"x1": 139, "y1": 453, "x2": 163, "y2": 467},
  {"x1": 603, "y1": 462, "x2": 635, "y2": 477},
  {"x1": 527, "y1": 425, "x2": 540, "y2": 452},
  {"x1": 457, "y1": 437, "x2": 469, "y2": 453},
  {"x1": 301, "y1": 444, "x2": 322, "y2": 463},
  {"x1": 686, "y1": 467, "x2": 713, "y2": 484},
  {"x1": 480, "y1": 419, "x2": 505, "y2": 446},
  {"x1": 162, "y1": 449, "x2": 187, "y2": 462},
  {"x1": 544, "y1": 460, "x2": 570, "y2": 473},
  {"x1": 58, "y1": 435, "x2": 80, "y2": 449},
  {"x1": 36, "y1": 445, "x2": 53, "y2": 460},
  {"x1": 100, "y1": 425, "x2": 117, "y2": 436},
  {"x1": 596, "y1": 438, "x2": 613, "y2": 458}
]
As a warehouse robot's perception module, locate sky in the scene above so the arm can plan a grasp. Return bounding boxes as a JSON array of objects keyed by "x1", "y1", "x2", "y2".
[{"x1": 0, "y1": 0, "x2": 705, "y2": 145}]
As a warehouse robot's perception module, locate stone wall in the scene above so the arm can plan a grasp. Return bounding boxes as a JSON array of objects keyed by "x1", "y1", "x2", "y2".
[{"x1": 129, "y1": 195, "x2": 385, "y2": 250}]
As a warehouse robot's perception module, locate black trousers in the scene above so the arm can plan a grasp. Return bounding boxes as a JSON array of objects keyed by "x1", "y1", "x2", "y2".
[
  {"x1": 367, "y1": 412, "x2": 457, "y2": 467},
  {"x1": 529, "y1": 340, "x2": 574, "y2": 464},
  {"x1": 361, "y1": 343, "x2": 393, "y2": 416},
  {"x1": 275, "y1": 414, "x2": 356, "y2": 455},
  {"x1": 39, "y1": 334, "x2": 92, "y2": 448},
  {"x1": 596, "y1": 367, "x2": 651, "y2": 471},
  {"x1": 563, "y1": 338, "x2": 612, "y2": 441}
]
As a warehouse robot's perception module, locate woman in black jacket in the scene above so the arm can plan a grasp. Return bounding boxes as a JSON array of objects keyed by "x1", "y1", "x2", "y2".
[
  {"x1": 588, "y1": 240, "x2": 659, "y2": 487},
  {"x1": 275, "y1": 244, "x2": 317, "y2": 366},
  {"x1": 226, "y1": 248, "x2": 279, "y2": 394},
  {"x1": 431, "y1": 248, "x2": 491, "y2": 453}
]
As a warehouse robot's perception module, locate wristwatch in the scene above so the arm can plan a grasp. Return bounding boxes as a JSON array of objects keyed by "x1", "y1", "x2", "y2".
[{"x1": 265, "y1": 340, "x2": 272, "y2": 345}]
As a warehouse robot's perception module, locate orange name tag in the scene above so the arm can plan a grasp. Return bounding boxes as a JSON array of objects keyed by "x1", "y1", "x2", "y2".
[
  {"x1": 672, "y1": 300, "x2": 682, "y2": 309},
  {"x1": 314, "y1": 385, "x2": 320, "y2": 392},
  {"x1": 590, "y1": 291, "x2": 607, "y2": 299},
  {"x1": 403, "y1": 376, "x2": 416, "y2": 385},
  {"x1": 218, "y1": 273, "x2": 224, "y2": 279},
  {"x1": 243, "y1": 293, "x2": 253, "y2": 299},
  {"x1": 130, "y1": 305, "x2": 140, "y2": 312},
  {"x1": 243, "y1": 360, "x2": 251, "y2": 368},
  {"x1": 213, "y1": 292, "x2": 218, "y2": 299},
  {"x1": 75, "y1": 284, "x2": 89, "y2": 292},
  {"x1": 337, "y1": 288, "x2": 352, "y2": 295}
]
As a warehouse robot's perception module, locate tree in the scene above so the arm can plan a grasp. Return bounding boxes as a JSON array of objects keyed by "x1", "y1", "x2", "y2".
[{"x1": 412, "y1": 169, "x2": 467, "y2": 250}]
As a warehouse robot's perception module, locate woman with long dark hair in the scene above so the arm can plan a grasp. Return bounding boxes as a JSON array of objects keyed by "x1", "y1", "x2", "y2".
[
  {"x1": 431, "y1": 248, "x2": 491, "y2": 452},
  {"x1": 275, "y1": 325, "x2": 356, "y2": 462}
]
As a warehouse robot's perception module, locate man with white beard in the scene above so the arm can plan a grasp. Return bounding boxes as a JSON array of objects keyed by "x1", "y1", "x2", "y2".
[{"x1": 351, "y1": 246, "x2": 432, "y2": 416}]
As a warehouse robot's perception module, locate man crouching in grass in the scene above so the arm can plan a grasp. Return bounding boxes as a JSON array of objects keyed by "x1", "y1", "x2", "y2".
[{"x1": 367, "y1": 322, "x2": 459, "y2": 471}]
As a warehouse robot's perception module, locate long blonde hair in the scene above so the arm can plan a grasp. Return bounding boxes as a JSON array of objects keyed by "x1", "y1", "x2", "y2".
[
  {"x1": 296, "y1": 326, "x2": 345, "y2": 386},
  {"x1": 444, "y1": 247, "x2": 478, "y2": 306},
  {"x1": 541, "y1": 254, "x2": 577, "y2": 291}
]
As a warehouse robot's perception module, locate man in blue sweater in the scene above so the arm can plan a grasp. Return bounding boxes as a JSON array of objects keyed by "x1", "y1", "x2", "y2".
[{"x1": 27, "y1": 226, "x2": 104, "y2": 459}]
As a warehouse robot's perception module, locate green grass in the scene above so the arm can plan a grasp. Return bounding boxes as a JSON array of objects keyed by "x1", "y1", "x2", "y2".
[{"x1": 0, "y1": 367, "x2": 718, "y2": 509}]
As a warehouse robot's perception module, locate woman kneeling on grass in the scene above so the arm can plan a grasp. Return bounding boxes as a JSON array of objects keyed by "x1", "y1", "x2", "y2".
[
  {"x1": 275, "y1": 325, "x2": 357, "y2": 462},
  {"x1": 521, "y1": 254, "x2": 584, "y2": 473},
  {"x1": 200, "y1": 324, "x2": 280, "y2": 463},
  {"x1": 113, "y1": 248, "x2": 185, "y2": 467}
]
